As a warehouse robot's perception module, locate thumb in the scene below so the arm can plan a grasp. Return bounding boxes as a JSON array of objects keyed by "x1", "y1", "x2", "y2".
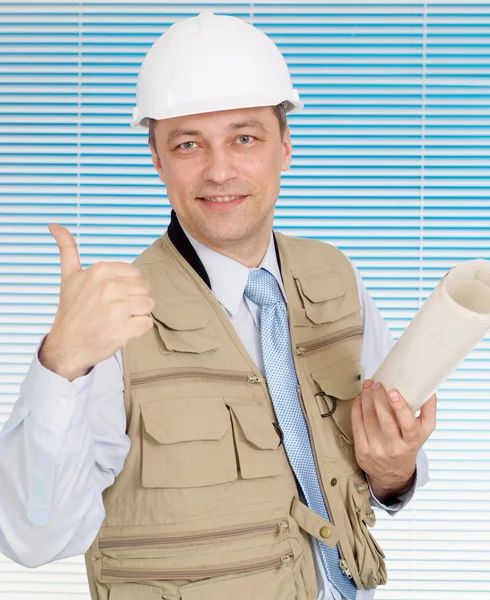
[
  {"x1": 420, "y1": 393, "x2": 437, "y2": 438},
  {"x1": 48, "y1": 224, "x2": 82, "y2": 279}
]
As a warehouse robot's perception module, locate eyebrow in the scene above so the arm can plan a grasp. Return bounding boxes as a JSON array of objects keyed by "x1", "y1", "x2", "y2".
[
  {"x1": 226, "y1": 119, "x2": 267, "y2": 133},
  {"x1": 166, "y1": 119, "x2": 267, "y2": 146},
  {"x1": 166, "y1": 128, "x2": 200, "y2": 146}
]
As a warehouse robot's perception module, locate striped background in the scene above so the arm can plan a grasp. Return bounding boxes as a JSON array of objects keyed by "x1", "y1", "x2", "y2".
[{"x1": 1, "y1": 1, "x2": 489, "y2": 598}]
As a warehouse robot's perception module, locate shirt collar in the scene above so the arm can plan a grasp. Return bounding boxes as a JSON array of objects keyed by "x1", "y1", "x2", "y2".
[{"x1": 181, "y1": 226, "x2": 286, "y2": 317}]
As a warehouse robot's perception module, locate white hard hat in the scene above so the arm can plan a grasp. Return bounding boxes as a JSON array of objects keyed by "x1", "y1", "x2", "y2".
[{"x1": 131, "y1": 12, "x2": 303, "y2": 129}]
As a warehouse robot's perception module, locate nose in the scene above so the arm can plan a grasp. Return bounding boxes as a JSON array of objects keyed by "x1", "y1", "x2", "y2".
[{"x1": 201, "y1": 145, "x2": 238, "y2": 185}]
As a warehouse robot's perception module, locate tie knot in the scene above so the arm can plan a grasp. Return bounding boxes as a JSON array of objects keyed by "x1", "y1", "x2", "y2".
[{"x1": 244, "y1": 268, "x2": 284, "y2": 307}]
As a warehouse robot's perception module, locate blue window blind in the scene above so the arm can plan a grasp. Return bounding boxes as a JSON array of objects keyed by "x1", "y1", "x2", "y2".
[{"x1": 1, "y1": 2, "x2": 489, "y2": 598}]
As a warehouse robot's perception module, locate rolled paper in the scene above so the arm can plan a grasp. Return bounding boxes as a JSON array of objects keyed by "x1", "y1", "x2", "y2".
[{"x1": 373, "y1": 259, "x2": 490, "y2": 412}]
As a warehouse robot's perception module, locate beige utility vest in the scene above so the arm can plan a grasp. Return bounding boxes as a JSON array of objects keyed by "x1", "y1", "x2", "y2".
[{"x1": 85, "y1": 230, "x2": 387, "y2": 600}]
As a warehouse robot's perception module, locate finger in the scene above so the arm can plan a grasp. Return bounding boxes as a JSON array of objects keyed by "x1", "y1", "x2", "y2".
[
  {"x1": 419, "y1": 393, "x2": 437, "y2": 440},
  {"x1": 371, "y1": 382, "x2": 402, "y2": 441},
  {"x1": 49, "y1": 223, "x2": 82, "y2": 280},
  {"x1": 126, "y1": 315, "x2": 154, "y2": 340},
  {"x1": 360, "y1": 380, "x2": 382, "y2": 443},
  {"x1": 387, "y1": 389, "x2": 420, "y2": 443},
  {"x1": 351, "y1": 395, "x2": 369, "y2": 453},
  {"x1": 114, "y1": 263, "x2": 143, "y2": 279},
  {"x1": 91, "y1": 261, "x2": 142, "y2": 280},
  {"x1": 100, "y1": 279, "x2": 152, "y2": 304},
  {"x1": 127, "y1": 295, "x2": 155, "y2": 317},
  {"x1": 122, "y1": 278, "x2": 152, "y2": 297}
]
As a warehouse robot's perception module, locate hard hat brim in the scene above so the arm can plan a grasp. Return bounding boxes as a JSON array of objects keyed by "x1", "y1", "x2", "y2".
[{"x1": 131, "y1": 93, "x2": 303, "y2": 130}]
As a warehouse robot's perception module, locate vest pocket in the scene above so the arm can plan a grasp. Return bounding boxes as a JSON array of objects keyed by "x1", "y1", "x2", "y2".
[
  {"x1": 179, "y1": 563, "x2": 297, "y2": 600},
  {"x1": 310, "y1": 357, "x2": 363, "y2": 447},
  {"x1": 140, "y1": 397, "x2": 237, "y2": 488},
  {"x1": 109, "y1": 583, "x2": 163, "y2": 600},
  {"x1": 100, "y1": 549, "x2": 294, "y2": 583},
  {"x1": 151, "y1": 299, "x2": 219, "y2": 354},
  {"x1": 97, "y1": 525, "x2": 297, "y2": 597},
  {"x1": 346, "y1": 471, "x2": 387, "y2": 589},
  {"x1": 97, "y1": 513, "x2": 302, "y2": 599},
  {"x1": 292, "y1": 267, "x2": 360, "y2": 324},
  {"x1": 228, "y1": 402, "x2": 283, "y2": 479},
  {"x1": 295, "y1": 326, "x2": 363, "y2": 357}
]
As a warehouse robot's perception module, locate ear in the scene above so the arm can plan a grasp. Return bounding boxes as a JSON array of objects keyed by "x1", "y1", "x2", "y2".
[{"x1": 281, "y1": 127, "x2": 293, "y2": 172}]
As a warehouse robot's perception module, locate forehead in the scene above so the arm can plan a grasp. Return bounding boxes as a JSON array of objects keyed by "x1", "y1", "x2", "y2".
[{"x1": 155, "y1": 106, "x2": 277, "y2": 139}]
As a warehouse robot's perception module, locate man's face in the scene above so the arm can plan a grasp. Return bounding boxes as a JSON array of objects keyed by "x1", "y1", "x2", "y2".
[{"x1": 150, "y1": 106, "x2": 292, "y2": 250}]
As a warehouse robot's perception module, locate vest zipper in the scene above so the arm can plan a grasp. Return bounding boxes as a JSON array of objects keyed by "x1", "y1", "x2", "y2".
[
  {"x1": 99, "y1": 519, "x2": 288, "y2": 550},
  {"x1": 132, "y1": 367, "x2": 265, "y2": 387},
  {"x1": 295, "y1": 326, "x2": 363, "y2": 356},
  {"x1": 295, "y1": 385, "x2": 353, "y2": 580},
  {"x1": 100, "y1": 551, "x2": 294, "y2": 581}
]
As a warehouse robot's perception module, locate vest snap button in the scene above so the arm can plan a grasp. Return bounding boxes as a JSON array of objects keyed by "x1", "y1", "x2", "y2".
[
  {"x1": 330, "y1": 478, "x2": 337, "y2": 486},
  {"x1": 320, "y1": 526, "x2": 332, "y2": 539}
]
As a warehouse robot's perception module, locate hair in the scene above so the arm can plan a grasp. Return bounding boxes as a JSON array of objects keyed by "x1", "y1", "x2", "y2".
[{"x1": 147, "y1": 102, "x2": 288, "y2": 153}]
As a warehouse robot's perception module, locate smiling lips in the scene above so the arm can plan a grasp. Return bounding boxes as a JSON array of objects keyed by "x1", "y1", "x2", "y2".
[{"x1": 199, "y1": 195, "x2": 246, "y2": 203}]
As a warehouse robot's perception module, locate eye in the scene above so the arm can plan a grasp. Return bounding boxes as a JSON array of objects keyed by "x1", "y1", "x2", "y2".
[
  {"x1": 179, "y1": 141, "x2": 197, "y2": 150},
  {"x1": 237, "y1": 135, "x2": 254, "y2": 144}
]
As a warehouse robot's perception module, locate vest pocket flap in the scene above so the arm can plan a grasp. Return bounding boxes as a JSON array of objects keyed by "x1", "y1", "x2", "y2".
[
  {"x1": 141, "y1": 398, "x2": 231, "y2": 444},
  {"x1": 151, "y1": 299, "x2": 219, "y2": 354},
  {"x1": 228, "y1": 403, "x2": 283, "y2": 480},
  {"x1": 293, "y1": 267, "x2": 346, "y2": 303},
  {"x1": 310, "y1": 359, "x2": 363, "y2": 446},
  {"x1": 180, "y1": 564, "x2": 297, "y2": 600},
  {"x1": 292, "y1": 268, "x2": 359, "y2": 324},
  {"x1": 310, "y1": 358, "x2": 362, "y2": 401},
  {"x1": 152, "y1": 299, "x2": 211, "y2": 331},
  {"x1": 229, "y1": 404, "x2": 281, "y2": 450},
  {"x1": 109, "y1": 584, "x2": 162, "y2": 600}
]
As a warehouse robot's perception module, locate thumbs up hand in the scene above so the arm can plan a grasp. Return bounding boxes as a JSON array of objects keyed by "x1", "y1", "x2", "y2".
[{"x1": 39, "y1": 225, "x2": 155, "y2": 381}]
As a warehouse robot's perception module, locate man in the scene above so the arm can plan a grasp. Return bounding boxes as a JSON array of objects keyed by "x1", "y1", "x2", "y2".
[{"x1": 0, "y1": 13, "x2": 435, "y2": 600}]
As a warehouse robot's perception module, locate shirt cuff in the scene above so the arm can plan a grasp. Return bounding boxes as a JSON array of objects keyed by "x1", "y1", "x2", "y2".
[
  {"x1": 368, "y1": 449, "x2": 429, "y2": 515},
  {"x1": 22, "y1": 337, "x2": 95, "y2": 433}
]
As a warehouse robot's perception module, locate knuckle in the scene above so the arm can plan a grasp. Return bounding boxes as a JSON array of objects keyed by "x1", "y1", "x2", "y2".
[
  {"x1": 373, "y1": 445, "x2": 387, "y2": 460},
  {"x1": 386, "y1": 446, "x2": 399, "y2": 460},
  {"x1": 131, "y1": 266, "x2": 142, "y2": 279},
  {"x1": 405, "y1": 424, "x2": 419, "y2": 438},
  {"x1": 101, "y1": 280, "x2": 118, "y2": 302},
  {"x1": 91, "y1": 261, "x2": 108, "y2": 276}
]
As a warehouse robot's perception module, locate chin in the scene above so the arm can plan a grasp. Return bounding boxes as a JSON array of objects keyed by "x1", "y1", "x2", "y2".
[{"x1": 202, "y1": 223, "x2": 253, "y2": 246}]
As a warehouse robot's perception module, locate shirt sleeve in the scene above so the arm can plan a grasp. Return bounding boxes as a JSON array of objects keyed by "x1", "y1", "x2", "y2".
[
  {"x1": 351, "y1": 262, "x2": 430, "y2": 514},
  {"x1": 0, "y1": 340, "x2": 129, "y2": 568}
]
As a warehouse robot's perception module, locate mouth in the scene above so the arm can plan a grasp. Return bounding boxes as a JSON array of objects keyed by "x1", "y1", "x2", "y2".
[
  {"x1": 198, "y1": 195, "x2": 247, "y2": 203},
  {"x1": 196, "y1": 194, "x2": 249, "y2": 212}
]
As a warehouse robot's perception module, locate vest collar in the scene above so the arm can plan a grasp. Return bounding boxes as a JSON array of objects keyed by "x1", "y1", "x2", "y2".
[
  {"x1": 167, "y1": 210, "x2": 211, "y2": 289},
  {"x1": 166, "y1": 209, "x2": 282, "y2": 290}
]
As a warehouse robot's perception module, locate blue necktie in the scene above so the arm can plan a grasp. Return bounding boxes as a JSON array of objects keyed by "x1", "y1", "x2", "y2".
[{"x1": 245, "y1": 268, "x2": 357, "y2": 600}]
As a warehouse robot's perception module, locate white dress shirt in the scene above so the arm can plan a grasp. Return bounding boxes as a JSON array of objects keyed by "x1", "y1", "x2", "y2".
[{"x1": 0, "y1": 231, "x2": 429, "y2": 600}]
